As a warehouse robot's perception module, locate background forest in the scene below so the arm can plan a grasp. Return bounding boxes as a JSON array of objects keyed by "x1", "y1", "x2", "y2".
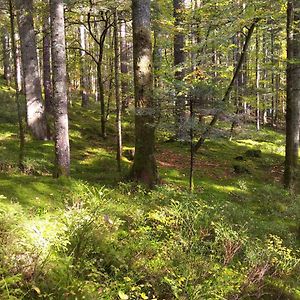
[{"x1": 0, "y1": 0, "x2": 300, "y2": 299}]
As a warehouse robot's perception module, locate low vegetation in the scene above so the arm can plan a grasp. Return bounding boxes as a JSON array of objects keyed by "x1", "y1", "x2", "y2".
[{"x1": 0, "y1": 78, "x2": 299, "y2": 299}]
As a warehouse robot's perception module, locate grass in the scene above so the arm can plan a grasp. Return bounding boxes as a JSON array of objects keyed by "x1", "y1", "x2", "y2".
[{"x1": 0, "y1": 76, "x2": 299, "y2": 299}]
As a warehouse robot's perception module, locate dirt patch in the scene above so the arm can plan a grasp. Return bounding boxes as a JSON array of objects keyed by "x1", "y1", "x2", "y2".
[
  {"x1": 270, "y1": 164, "x2": 284, "y2": 183},
  {"x1": 156, "y1": 148, "x2": 232, "y2": 179}
]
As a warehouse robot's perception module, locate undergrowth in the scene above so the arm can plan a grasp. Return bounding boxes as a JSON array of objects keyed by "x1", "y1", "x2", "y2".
[{"x1": 0, "y1": 77, "x2": 299, "y2": 299}]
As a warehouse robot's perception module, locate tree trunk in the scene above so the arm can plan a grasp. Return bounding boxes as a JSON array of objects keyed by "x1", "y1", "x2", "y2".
[
  {"x1": 262, "y1": 32, "x2": 268, "y2": 126},
  {"x1": 97, "y1": 63, "x2": 106, "y2": 138},
  {"x1": 271, "y1": 26, "x2": 276, "y2": 126},
  {"x1": 120, "y1": 20, "x2": 129, "y2": 111},
  {"x1": 284, "y1": 0, "x2": 300, "y2": 190},
  {"x1": 14, "y1": 31, "x2": 22, "y2": 93},
  {"x1": 50, "y1": 0, "x2": 70, "y2": 177},
  {"x1": 16, "y1": 0, "x2": 48, "y2": 140},
  {"x1": 114, "y1": 10, "x2": 122, "y2": 172},
  {"x1": 255, "y1": 27, "x2": 260, "y2": 131},
  {"x1": 174, "y1": 0, "x2": 187, "y2": 140},
  {"x1": 2, "y1": 28, "x2": 11, "y2": 84},
  {"x1": 9, "y1": 0, "x2": 25, "y2": 170},
  {"x1": 194, "y1": 19, "x2": 258, "y2": 153},
  {"x1": 131, "y1": 0, "x2": 159, "y2": 187},
  {"x1": 42, "y1": 6, "x2": 53, "y2": 116},
  {"x1": 79, "y1": 15, "x2": 89, "y2": 108}
]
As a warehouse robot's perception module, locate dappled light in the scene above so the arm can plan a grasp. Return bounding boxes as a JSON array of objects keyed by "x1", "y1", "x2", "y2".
[{"x1": 0, "y1": 0, "x2": 300, "y2": 299}]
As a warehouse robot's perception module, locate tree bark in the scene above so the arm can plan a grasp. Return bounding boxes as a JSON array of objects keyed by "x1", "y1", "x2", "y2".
[
  {"x1": 16, "y1": 0, "x2": 48, "y2": 140},
  {"x1": 9, "y1": 0, "x2": 25, "y2": 170},
  {"x1": 14, "y1": 31, "x2": 22, "y2": 93},
  {"x1": 173, "y1": 0, "x2": 187, "y2": 140},
  {"x1": 255, "y1": 27, "x2": 260, "y2": 131},
  {"x1": 42, "y1": 6, "x2": 53, "y2": 116},
  {"x1": 284, "y1": 0, "x2": 300, "y2": 190},
  {"x1": 50, "y1": 0, "x2": 70, "y2": 177},
  {"x1": 2, "y1": 28, "x2": 11, "y2": 84},
  {"x1": 79, "y1": 15, "x2": 89, "y2": 108},
  {"x1": 131, "y1": 0, "x2": 159, "y2": 187},
  {"x1": 114, "y1": 10, "x2": 122, "y2": 172},
  {"x1": 120, "y1": 20, "x2": 129, "y2": 111}
]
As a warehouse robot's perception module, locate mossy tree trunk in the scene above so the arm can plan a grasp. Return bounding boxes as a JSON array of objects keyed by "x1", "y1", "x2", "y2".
[
  {"x1": 50, "y1": 0, "x2": 70, "y2": 177},
  {"x1": 131, "y1": 0, "x2": 159, "y2": 187},
  {"x1": 284, "y1": 0, "x2": 300, "y2": 190}
]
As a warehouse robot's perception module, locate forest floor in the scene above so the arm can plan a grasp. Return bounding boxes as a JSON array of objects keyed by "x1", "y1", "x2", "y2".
[{"x1": 0, "y1": 77, "x2": 300, "y2": 299}]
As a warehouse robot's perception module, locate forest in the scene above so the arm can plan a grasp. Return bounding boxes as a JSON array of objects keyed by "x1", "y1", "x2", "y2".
[{"x1": 0, "y1": 0, "x2": 300, "y2": 299}]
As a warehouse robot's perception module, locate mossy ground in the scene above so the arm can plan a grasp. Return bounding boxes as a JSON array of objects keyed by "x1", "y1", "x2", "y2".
[{"x1": 0, "y1": 77, "x2": 299, "y2": 299}]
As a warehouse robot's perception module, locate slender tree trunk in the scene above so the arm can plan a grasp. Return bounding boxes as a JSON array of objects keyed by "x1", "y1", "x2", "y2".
[
  {"x1": 14, "y1": 31, "x2": 22, "y2": 93},
  {"x1": 189, "y1": 95, "x2": 194, "y2": 192},
  {"x1": 2, "y1": 28, "x2": 11, "y2": 84},
  {"x1": 131, "y1": 0, "x2": 159, "y2": 187},
  {"x1": 262, "y1": 32, "x2": 268, "y2": 125},
  {"x1": 275, "y1": 71, "x2": 280, "y2": 125},
  {"x1": 97, "y1": 63, "x2": 106, "y2": 138},
  {"x1": 153, "y1": 0, "x2": 163, "y2": 88},
  {"x1": 271, "y1": 26, "x2": 276, "y2": 126},
  {"x1": 9, "y1": 0, "x2": 25, "y2": 170},
  {"x1": 79, "y1": 15, "x2": 89, "y2": 107},
  {"x1": 174, "y1": 0, "x2": 187, "y2": 140},
  {"x1": 194, "y1": 19, "x2": 258, "y2": 153},
  {"x1": 230, "y1": 31, "x2": 244, "y2": 140},
  {"x1": 42, "y1": 7, "x2": 53, "y2": 116},
  {"x1": 284, "y1": 0, "x2": 300, "y2": 190},
  {"x1": 50, "y1": 0, "x2": 70, "y2": 177},
  {"x1": 16, "y1": 0, "x2": 48, "y2": 140},
  {"x1": 153, "y1": 0, "x2": 163, "y2": 122},
  {"x1": 255, "y1": 27, "x2": 260, "y2": 131},
  {"x1": 120, "y1": 20, "x2": 129, "y2": 111},
  {"x1": 114, "y1": 10, "x2": 122, "y2": 172}
]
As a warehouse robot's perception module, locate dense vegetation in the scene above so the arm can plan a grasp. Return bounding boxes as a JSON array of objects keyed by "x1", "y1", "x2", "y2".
[
  {"x1": 0, "y1": 77, "x2": 299, "y2": 298},
  {"x1": 0, "y1": 0, "x2": 300, "y2": 299}
]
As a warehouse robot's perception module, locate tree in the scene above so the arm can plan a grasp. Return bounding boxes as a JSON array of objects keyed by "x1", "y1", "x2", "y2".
[
  {"x1": 2, "y1": 27, "x2": 11, "y2": 84},
  {"x1": 15, "y1": 0, "x2": 48, "y2": 140},
  {"x1": 193, "y1": 19, "x2": 259, "y2": 153},
  {"x1": 114, "y1": 9, "x2": 122, "y2": 172},
  {"x1": 8, "y1": 0, "x2": 25, "y2": 170},
  {"x1": 79, "y1": 14, "x2": 89, "y2": 107},
  {"x1": 173, "y1": 0, "x2": 187, "y2": 140},
  {"x1": 120, "y1": 19, "x2": 129, "y2": 111},
  {"x1": 255, "y1": 27, "x2": 261, "y2": 131},
  {"x1": 131, "y1": 0, "x2": 159, "y2": 187},
  {"x1": 86, "y1": 6, "x2": 113, "y2": 138},
  {"x1": 42, "y1": 1, "x2": 53, "y2": 116},
  {"x1": 284, "y1": 0, "x2": 300, "y2": 190},
  {"x1": 50, "y1": 0, "x2": 70, "y2": 177}
]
